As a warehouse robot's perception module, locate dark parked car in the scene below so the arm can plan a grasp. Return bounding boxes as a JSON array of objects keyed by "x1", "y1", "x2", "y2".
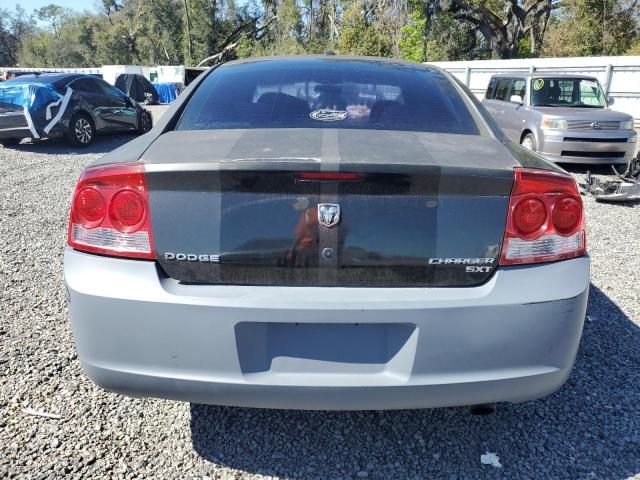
[
  {"x1": 65, "y1": 57, "x2": 589, "y2": 410},
  {"x1": 0, "y1": 73, "x2": 152, "y2": 147}
]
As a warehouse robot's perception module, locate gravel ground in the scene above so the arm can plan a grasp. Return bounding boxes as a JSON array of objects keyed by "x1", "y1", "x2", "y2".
[{"x1": 1, "y1": 107, "x2": 638, "y2": 479}]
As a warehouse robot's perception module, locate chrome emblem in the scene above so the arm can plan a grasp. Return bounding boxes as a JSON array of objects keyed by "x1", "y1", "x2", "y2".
[
  {"x1": 591, "y1": 122, "x2": 601, "y2": 129},
  {"x1": 318, "y1": 203, "x2": 341, "y2": 228}
]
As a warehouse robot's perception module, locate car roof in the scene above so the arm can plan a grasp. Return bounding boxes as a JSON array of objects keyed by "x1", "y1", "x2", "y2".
[
  {"x1": 489, "y1": 73, "x2": 599, "y2": 81},
  {"x1": 221, "y1": 54, "x2": 442, "y2": 73},
  {"x1": 5, "y1": 73, "x2": 94, "y2": 88}
]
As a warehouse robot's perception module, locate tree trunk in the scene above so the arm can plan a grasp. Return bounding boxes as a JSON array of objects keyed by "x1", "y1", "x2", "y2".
[{"x1": 183, "y1": 0, "x2": 193, "y2": 64}]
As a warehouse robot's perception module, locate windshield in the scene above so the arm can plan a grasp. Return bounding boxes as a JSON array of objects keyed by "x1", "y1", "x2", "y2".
[
  {"x1": 177, "y1": 58, "x2": 480, "y2": 135},
  {"x1": 531, "y1": 78, "x2": 606, "y2": 108}
]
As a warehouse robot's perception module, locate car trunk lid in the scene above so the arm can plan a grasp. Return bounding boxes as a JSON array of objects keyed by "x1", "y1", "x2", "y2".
[{"x1": 143, "y1": 129, "x2": 516, "y2": 287}]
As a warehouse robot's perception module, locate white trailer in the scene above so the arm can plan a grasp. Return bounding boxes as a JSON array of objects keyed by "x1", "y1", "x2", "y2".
[{"x1": 101, "y1": 65, "x2": 144, "y2": 86}]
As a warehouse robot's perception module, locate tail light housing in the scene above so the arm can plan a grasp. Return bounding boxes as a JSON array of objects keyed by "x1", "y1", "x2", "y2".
[
  {"x1": 67, "y1": 162, "x2": 155, "y2": 259},
  {"x1": 500, "y1": 168, "x2": 585, "y2": 266}
]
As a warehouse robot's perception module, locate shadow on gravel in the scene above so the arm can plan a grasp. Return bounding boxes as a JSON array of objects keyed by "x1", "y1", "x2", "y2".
[
  {"x1": 561, "y1": 163, "x2": 640, "y2": 209},
  {"x1": 560, "y1": 163, "x2": 627, "y2": 176},
  {"x1": 190, "y1": 285, "x2": 639, "y2": 479},
  {"x1": 7, "y1": 134, "x2": 137, "y2": 155}
]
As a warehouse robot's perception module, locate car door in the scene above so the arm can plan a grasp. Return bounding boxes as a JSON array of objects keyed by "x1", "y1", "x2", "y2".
[
  {"x1": 69, "y1": 78, "x2": 111, "y2": 131},
  {"x1": 94, "y1": 79, "x2": 138, "y2": 131},
  {"x1": 500, "y1": 78, "x2": 527, "y2": 141}
]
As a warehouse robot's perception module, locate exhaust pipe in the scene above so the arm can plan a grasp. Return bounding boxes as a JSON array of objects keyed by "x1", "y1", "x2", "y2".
[{"x1": 469, "y1": 403, "x2": 496, "y2": 415}]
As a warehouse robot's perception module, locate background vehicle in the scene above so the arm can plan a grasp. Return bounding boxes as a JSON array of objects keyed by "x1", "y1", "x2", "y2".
[
  {"x1": 64, "y1": 57, "x2": 589, "y2": 410},
  {"x1": 115, "y1": 73, "x2": 159, "y2": 105},
  {"x1": 483, "y1": 74, "x2": 636, "y2": 164},
  {"x1": 0, "y1": 73, "x2": 152, "y2": 147}
]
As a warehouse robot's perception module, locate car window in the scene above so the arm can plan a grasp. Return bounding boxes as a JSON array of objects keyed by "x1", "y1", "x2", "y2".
[
  {"x1": 578, "y1": 80, "x2": 603, "y2": 106},
  {"x1": 71, "y1": 78, "x2": 104, "y2": 95},
  {"x1": 485, "y1": 78, "x2": 498, "y2": 99},
  {"x1": 96, "y1": 79, "x2": 124, "y2": 97},
  {"x1": 71, "y1": 77, "x2": 122, "y2": 97},
  {"x1": 557, "y1": 80, "x2": 574, "y2": 103},
  {"x1": 511, "y1": 79, "x2": 526, "y2": 99},
  {"x1": 69, "y1": 79, "x2": 91, "y2": 93},
  {"x1": 531, "y1": 78, "x2": 606, "y2": 108},
  {"x1": 177, "y1": 59, "x2": 481, "y2": 135},
  {"x1": 494, "y1": 79, "x2": 511, "y2": 101}
]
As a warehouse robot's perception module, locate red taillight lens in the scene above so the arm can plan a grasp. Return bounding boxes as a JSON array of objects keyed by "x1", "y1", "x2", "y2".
[
  {"x1": 109, "y1": 190, "x2": 146, "y2": 232},
  {"x1": 552, "y1": 196, "x2": 581, "y2": 233},
  {"x1": 500, "y1": 168, "x2": 585, "y2": 266},
  {"x1": 513, "y1": 198, "x2": 546, "y2": 236},
  {"x1": 73, "y1": 187, "x2": 106, "y2": 227},
  {"x1": 67, "y1": 163, "x2": 155, "y2": 259}
]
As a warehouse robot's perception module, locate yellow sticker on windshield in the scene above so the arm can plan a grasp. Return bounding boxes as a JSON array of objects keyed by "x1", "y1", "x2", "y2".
[{"x1": 533, "y1": 79, "x2": 545, "y2": 90}]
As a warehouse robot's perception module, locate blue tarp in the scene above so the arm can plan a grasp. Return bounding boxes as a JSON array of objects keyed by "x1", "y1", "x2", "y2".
[
  {"x1": 0, "y1": 82, "x2": 60, "y2": 110},
  {"x1": 152, "y1": 82, "x2": 179, "y2": 104}
]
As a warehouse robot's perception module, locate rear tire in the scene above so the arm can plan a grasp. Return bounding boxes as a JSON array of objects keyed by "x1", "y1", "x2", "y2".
[
  {"x1": 66, "y1": 113, "x2": 95, "y2": 147},
  {"x1": 521, "y1": 133, "x2": 536, "y2": 151},
  {"x1": 137, "y1": 110, "x2": 152, "y2": 135}
]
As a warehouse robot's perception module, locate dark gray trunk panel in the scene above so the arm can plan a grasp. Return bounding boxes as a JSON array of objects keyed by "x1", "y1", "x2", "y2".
[
  {"x1": 144, "y1": 129, "x2": 515, "y2": 287},
  {"x1": 140, "y1": 128, "x2": 520, "y2": 170}
]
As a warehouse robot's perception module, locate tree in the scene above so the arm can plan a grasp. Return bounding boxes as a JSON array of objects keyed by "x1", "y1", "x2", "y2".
[
  {"x1": 36, "y1": 4, "x2": 67, "y2": 36},
  {"x1": 19, "y1": 7, "x2": 95, "y2": 67},
  {"x1": 0, "y1": 6, "x2": 34, "y2": 66},
  {"x1": 400, "y1": 0, "x2": 481, "y2": 62},
  {"x1": 542, "y1": 0, "x2": 639, "y2": 57},
  {"x1": 273, "y1": 0, "x2": 305, "y2": 52},
  {"x1": 143, "y1": 0, "x2": 184, "y2": 64},
  {"x1": 400, "y1": 7, "x2": 428, "y2": 61},
  {"x1": 627, "y1": 39, "x2": 640, "y2": 55},
  {"x1": 3, "y1": 0, "x2": 639, "y2": 68},
  {"x1": 182, "y1": 0, "x2": 215, "y2": 63},
  {"x1": 435, "y1": 0, "x2": 553, "y2": 58},
  {"x1": 425, "y1": 11, "x2": 483, "y2": 60},
  {"x1": 337, "y1": 1, "x2": 393, "y2": 56}
]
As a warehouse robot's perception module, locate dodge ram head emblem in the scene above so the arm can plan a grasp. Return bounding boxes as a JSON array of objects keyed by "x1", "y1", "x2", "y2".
[
  {"x1": 318, "y1": 203, "x2": 341, "y2": 228},
  {"x1": 591, "y1": 122, "x2": 601, "y2": 129}
]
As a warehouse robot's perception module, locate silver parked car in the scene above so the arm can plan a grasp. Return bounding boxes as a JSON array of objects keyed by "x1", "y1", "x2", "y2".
[
  {"x1": 483, "y1": 74, "x2": 636, "y2": 164},
  {"x1": 64, "y1": 57, "x2": 589, "y2": 410}
]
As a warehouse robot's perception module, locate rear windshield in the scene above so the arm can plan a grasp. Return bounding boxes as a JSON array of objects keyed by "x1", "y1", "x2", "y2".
[
  {"x1": 177, "y1": 59, "x2": 480, "y2": 135},
  {"x1": 0, "y1": 82, "x2": 60, "y2": 111}
]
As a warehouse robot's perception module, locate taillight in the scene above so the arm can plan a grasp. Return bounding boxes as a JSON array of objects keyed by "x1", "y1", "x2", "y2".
[
  {"x1": 73, "y1": 187, "x2": 106, "y2": 227},
  {"x1": 500, "y1": 168, "x2": 586, "y2": 266},
  {"x1": 512, "y1": 198, "x2": 546, "y2": 235},
  {"x1": 67, "y1": 162, "x2": 155, "y2": 259}
]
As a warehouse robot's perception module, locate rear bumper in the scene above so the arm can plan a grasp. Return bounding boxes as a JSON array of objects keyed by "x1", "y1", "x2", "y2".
[
  {"x1": 64, "y1": 248, "x2": 590, "y2": 410},
  {"x1": 0, "y1": 110, "x2": 30, "y2": 139},
  {"x1": 538, "y1": 131, "x2": 636, "y2": 164},
  {"x1": 0, "y1": 128, "x2": 31, "y2": 141}
]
